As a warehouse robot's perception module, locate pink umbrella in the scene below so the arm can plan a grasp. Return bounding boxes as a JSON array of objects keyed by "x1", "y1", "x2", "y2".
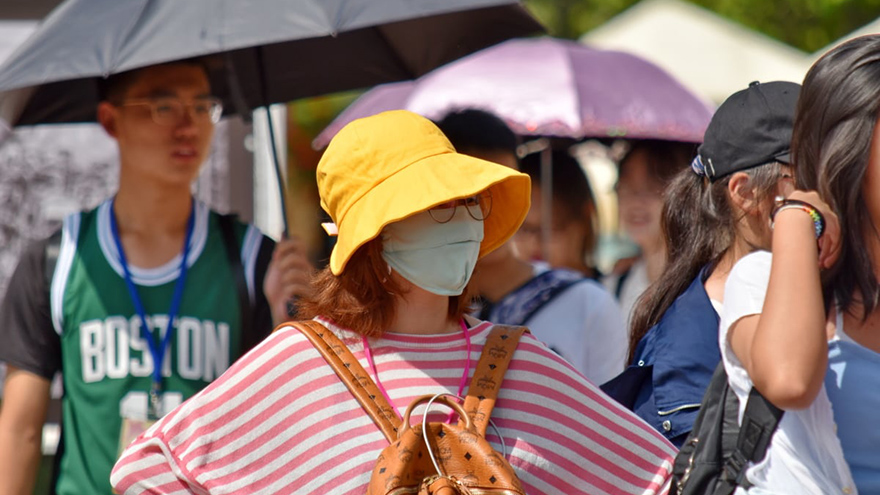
[{"x1": 314, "y1": 37, "x2": 713, "y2": 149}]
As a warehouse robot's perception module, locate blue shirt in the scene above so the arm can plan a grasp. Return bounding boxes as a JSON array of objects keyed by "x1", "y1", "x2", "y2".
[
  {"x1": 601, "y1": 270, "x2": 720, "y2": 446},
  {"x1": 827, "y1": 335, "x2": 880, "y2": 494}
]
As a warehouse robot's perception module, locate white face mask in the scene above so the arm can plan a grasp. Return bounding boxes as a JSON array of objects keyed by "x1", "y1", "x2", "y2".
[{"x1": 381, "y1": 208, "x2": 484, "y2": 296}]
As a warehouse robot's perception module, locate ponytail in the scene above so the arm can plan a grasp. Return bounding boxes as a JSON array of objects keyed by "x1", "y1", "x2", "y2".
[
  {"x1": 627, "y1": 162, "x2": 784, "y2": 364},
  {"x1": 627, "y1": 169, "x2": 731, "y2": 363}
]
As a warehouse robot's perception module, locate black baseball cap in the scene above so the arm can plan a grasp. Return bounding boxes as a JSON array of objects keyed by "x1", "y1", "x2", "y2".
[{"x1": 697, "y1": 81, "x2": 800, "y2": 182}]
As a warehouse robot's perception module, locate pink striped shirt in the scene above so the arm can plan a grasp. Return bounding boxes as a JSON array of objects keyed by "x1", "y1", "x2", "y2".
[{"x1": 111, "y1": 318, "x2": 675, "y2": 494}]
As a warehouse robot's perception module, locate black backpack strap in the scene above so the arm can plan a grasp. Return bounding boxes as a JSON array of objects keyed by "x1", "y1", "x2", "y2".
[
  {"x1": 42, "y1": 227, "x2": 65, "y2": 495},
  {"x1": 218, "y1": 214, "x2": 254, "y2": 354},
  {"x1": 615, "y1": 266, "x2": 631, "y2": 299},
  {"x1": 476, "y1": 296, "x2": 493, "y2": 321},
  {"x1": 716, "y1": 387, "x2": 784, "y2": 494}
]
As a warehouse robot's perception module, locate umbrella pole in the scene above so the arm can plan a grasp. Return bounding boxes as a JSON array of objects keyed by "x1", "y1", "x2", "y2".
[
  {"x1": 252, "y1": 47, "x2": 290, "y2": 239},
  {"x1": 540, "y1": 146, "x2": 553, "y2": 264},
  {"x1": 264, "y1": 107, "x2": 290, "y2": 239}
]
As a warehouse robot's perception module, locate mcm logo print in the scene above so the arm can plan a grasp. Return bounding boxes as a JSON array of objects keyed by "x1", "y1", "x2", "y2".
[
  {"x1": 385, "y1": 475, "x2": 401, "y2": 491},
  {"x1": 460, "y1": 470, "x2": 479, "y2": 485},
  {"x1": 488, "y1": 345, "x2": 508, "y2": 359},
  {"x1": 485, "y1": 452, "x2": 505, "y2": 467},
  {"x1": 329, "y1": 343, "x2": 345, "y2": 356},
  {"x1": 398, "y1": 447, "x2": 414, "y2": 463},
  {"x1": 354, "y1": 372, "x2": 371, "y2": 388},
  {"x1": 433, "y1": 446, "x2": 453, "y2": 462},
  {"x1": 477, "y1": 374, "x2": 497, "y2": 391},
  {"x1": 470, "y1": 409, "x2": 487, "y2": 424},
  {"x1": 458, "y1": 430, "x2": 478, "y2": 445},
  {"x1": 377, "y1": 405, "x2": 397, "y2": 422}
]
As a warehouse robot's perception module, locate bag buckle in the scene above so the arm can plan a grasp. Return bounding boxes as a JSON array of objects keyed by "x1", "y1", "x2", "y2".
[{"x1": 722, "y1": 450, "x2": 748, "y2": 483}]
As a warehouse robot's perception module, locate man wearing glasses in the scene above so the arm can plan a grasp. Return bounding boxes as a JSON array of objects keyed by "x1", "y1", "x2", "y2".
[{"x1": 0, "y1": 60, "x2": 313, "y2": 494}]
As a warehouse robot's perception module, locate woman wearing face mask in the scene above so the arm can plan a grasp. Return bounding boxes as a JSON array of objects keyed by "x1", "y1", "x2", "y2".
[{"x1": 111, "y1": 110, "x2": 676, "y2": 495}]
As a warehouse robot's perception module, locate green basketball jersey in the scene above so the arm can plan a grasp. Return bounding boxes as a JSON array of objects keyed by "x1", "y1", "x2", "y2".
[{"x1": 50, "y1": 199, "x2": 270, "y2": 495}]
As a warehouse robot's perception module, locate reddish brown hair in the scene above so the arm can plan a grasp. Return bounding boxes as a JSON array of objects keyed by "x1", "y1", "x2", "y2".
[{"x1": 297, "y1": 238, "x2": 472, "y2": 337}]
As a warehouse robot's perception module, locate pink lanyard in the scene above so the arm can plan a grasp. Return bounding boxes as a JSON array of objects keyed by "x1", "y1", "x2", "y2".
[{"x1": 361, "y1": 318, "x2": 471, "y2": 423}]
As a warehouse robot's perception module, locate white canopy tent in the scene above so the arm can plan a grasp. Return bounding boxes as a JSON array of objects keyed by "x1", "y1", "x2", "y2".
[
  {"x1": 581, "y1": 0, "x2": 812, "y2": 105},
  {"x1": 809, "y1": 16, "x2": 880, "y2": 64}
]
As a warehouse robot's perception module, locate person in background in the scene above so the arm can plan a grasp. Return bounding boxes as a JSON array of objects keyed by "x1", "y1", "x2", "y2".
[
  {"x1": 111, "y1": 110, "x2": 676, "y2": 495},
  {"x1": 0, "y1": 60, "x2": 312, "y2": 495},
  {"x1": 515, "y1": 149, "x2": 601, "y2": 279},
  {"x1": 603, "y1": 139, "x2": 694, "y2": 326},
  {"x1": 432, "y1": 108, "x2": 519, "y2": 169},
  {"x1": 437, "y1": 109, "x2": 626, "y2": 385},
  {"x1": 601, "y1": 81, "x2": 802, "y2": 447}
]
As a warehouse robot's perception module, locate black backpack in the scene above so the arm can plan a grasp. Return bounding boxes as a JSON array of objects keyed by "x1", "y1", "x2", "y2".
[{"x1": 671, "y1": 363, "x2": 784, "y2": 495}]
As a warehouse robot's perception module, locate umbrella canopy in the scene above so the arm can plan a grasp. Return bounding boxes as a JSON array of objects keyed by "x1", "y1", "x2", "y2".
[
  {"x1": 0, "y1": 0, "x2": 542, "y2": 128},
  {"x1": 314, "y1": 37, "x2": 714, "y2": 148}
]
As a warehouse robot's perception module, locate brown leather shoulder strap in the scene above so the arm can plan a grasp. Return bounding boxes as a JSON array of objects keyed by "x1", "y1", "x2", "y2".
[
  {"x1": 462, "y1": 324, "x2": 528, "y2": 436},
  {"x1": 289, "y1": 320, "x2": 401, "y2": 442}
]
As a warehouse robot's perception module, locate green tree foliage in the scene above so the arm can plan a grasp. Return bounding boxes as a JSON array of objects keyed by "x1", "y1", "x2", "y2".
[{"x1": 524, "y1": 0, "x2": 880, "y2": 52}]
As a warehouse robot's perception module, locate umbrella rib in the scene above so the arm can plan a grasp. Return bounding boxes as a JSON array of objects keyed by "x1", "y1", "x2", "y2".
[
  {"x1": 106, "y1": 0, "x2": 154, "y2": 75},
  {"x1": 372, "y1": 26, "x2": 417, "y2": 79}
]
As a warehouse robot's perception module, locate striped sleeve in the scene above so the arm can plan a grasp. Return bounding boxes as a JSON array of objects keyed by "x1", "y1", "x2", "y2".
[
  {"x1": 494, "y1": 333, "x2": 674, "y2": 495},
  {"x1": 111, "y1": 439, "x2": 203, "y2": 495},
  {"x1": 112, "y1": 326, "x2": 385, "y2": 494}
]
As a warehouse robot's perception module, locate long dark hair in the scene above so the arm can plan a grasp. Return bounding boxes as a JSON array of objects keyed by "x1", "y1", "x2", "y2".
[
  {"x1": 627, "y1": 162, "x2": 782, "y2": 363},
  {"x1": 792, "y1": 34, "x2": 880, "y2": 318}
]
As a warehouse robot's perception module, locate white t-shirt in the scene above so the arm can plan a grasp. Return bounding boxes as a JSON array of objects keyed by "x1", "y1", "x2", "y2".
[
  {"x1": 528, "y1": 263, "x2": 628, "y2": 385},
  {"x1": 721, "y1": 251, "x2": 857, "y2": 495}
]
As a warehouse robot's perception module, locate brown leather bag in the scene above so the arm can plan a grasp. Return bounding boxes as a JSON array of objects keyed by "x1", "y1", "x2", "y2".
[{"x1": 293, "y1": 321, "x2": 528, "y2": 495}]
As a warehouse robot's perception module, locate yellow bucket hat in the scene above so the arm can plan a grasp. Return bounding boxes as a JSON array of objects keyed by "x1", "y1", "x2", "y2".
[{"x1": 318, "y1": 110, "x2": 531, "y2": 275}]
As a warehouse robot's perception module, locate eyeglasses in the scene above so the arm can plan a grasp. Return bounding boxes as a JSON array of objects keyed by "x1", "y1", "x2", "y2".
[
  {"x1": 117, "y1": 97, "x2": 223, "y2": 125},
  {"x1": 428, "y1": 191, "x2": 493, "y2": 223}
]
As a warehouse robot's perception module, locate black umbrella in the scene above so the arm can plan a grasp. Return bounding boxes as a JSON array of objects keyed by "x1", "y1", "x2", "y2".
[{"x1": 0, "y1": 0, "x2": 542, "y2": 233}]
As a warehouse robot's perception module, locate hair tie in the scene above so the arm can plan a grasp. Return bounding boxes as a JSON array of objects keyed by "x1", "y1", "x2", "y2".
[{"x1": 691, "y1": 155, "x2": 707, "y2": 177}]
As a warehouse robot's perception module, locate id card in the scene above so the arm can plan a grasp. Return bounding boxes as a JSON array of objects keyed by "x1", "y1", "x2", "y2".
[{"x1": 118, "y1": 417, "x2": 156, "y2": 458}]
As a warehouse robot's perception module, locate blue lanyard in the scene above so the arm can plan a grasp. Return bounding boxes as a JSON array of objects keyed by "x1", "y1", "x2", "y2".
[{"x1": 110, "y1": 199, "x2": 195, "y2": 419}]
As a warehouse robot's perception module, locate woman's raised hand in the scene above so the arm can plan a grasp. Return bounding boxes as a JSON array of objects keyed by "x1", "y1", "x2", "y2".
[{"x1": 784, "y1": 190, "x2": 841, "y2": 270}]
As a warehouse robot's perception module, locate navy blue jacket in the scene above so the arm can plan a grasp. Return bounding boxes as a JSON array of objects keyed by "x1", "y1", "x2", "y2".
[{"x1": 601, "y1": 270, "x2": 721, "y2": 447}]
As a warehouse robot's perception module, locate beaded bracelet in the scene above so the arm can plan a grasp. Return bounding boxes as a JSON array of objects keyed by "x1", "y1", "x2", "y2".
[{"x1": 770, "y1": 198, "x2": 825, "y2": 238}]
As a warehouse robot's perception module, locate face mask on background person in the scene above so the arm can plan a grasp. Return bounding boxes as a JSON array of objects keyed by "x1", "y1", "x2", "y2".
[{"x1": 382, "y1": 207, "x2": 485, "y2": 296}]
